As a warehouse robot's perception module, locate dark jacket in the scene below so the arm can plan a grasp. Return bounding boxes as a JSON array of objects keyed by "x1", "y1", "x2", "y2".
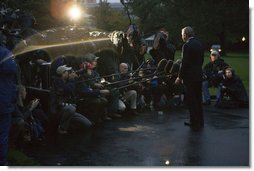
[
  {"x1": 203, "y1": 58, "x2": 229, "y2": 85},
  {"x1": 221, "y1": 74, "x2": 248, "y2": 102},
  {"x1": 0, "y1": 46, "x2": 17, "y2": 114},
  {"x1": 178, "y1": 37, "x2": 204, "y2": 83},
  {"x1": 52, "y1": 77, "x2": 77, "y2": 105},
  {"x1": 76, "y1": 80, "x2": 100, "y2": 98}
]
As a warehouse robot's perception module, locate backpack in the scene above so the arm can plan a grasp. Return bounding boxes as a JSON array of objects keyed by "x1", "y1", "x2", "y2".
[{"x1": 28, "y1": 115, "x2": 45, "y2": 141}]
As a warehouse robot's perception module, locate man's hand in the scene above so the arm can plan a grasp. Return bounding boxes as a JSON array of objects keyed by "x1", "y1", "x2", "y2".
[
  {"x1": 94, "y1": 83, "x2": 104, "y2": 89},
  {"x1": 100, "y1": 89, "x2": 110, "y2": 96},
  {"x1": 69, "y1": 72, "x2": 78, "y2": 80},
  {"x1": 218, "y1": 70, "x2": 223, "y2": 74},
  {"x1": 29, "y1": 99, "x2": 40, "y2": 111},
  {"x1": 222, "y1": 85, "x2": 227, "y2": 90},
  {"x1": 175, "y1": 77, "x2": 182, "y2": 85},
  {"x1": 202, "y1": 74, "x2": 207, "y2": 80}
]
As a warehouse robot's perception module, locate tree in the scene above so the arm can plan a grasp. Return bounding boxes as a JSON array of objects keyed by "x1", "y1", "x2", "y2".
[
  {"x1": 89, "y1": 0, "x2": 129, "y2": 31},
  {"x1": 128, "y1": 0, "x2": 249, "y2": 53}
]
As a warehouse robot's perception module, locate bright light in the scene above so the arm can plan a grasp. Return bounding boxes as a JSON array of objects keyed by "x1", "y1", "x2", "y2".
[
  {"x1": 242, "y1": 36, "x2": 246, "y2": 42},
  {"x1": 165, "y1": 160, "x2": 170, "y2": 165},
  {"x1": 68, "y1": 5, "x2": 82, "y2": 21}
]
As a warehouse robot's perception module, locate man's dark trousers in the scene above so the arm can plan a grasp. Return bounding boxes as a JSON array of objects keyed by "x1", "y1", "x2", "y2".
[
  {"x1": 0, "y1": 113, "x2": 12, "y2": 165},
  {"x1": 185, "y1": 81, "x2": 204, "y2": 129}
]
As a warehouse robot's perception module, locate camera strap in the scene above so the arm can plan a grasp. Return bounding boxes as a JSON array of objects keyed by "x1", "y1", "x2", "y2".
[{"x1": 0, "y1": 55, "x2": 13, "y2": 65}]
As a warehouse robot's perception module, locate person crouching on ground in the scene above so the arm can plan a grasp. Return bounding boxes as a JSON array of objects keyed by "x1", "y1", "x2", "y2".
[
  {"x1": 217, "y1": 67, "x2": 249, "y2": 108},
  {"x1": 52, "y1": 65, "x2": 92, "y2": 134},
  {"x1": 117, "y1": 63, "x2": 138, "y2": 115}
]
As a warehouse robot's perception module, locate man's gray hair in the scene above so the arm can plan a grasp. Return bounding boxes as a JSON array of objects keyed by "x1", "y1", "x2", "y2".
[{"x1": 182, "y1": 26, "x2": 194, "y2": 37}]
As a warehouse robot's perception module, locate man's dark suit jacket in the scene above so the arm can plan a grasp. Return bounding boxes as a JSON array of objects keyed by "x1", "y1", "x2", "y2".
[{"x1": 178, "y1": 37, "x2": 204, "y2": 83}]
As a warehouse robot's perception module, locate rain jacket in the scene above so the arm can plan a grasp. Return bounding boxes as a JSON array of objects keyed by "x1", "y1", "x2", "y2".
[{"x1": 0, "y1": 46, "x2": 18, "y2": 114}]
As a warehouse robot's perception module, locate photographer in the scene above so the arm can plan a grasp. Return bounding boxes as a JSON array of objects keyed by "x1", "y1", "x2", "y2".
[
  {"x1": 52, "y1": 65, "x2": 92, "y2": 134},
  {"x1": 217, "y1": 67, "x2": 248, "y2": 108},
  {"x1": 75, "y1": 61, "x2": 112, "y2": 124},
  {"x1": 202, "y1": 50, "x2": 229, "y2": 105},
  {"x1": 81, "y1": 53, "x2": 121, "y2": 119},
  {"x1": 10, "y1": 85, "x2": 48, "y2": 145}
]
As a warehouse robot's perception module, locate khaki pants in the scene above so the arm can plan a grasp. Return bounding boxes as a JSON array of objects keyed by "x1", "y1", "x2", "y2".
[{"x1": 118, "y1": 90, "x2": 137, "y2": 111}]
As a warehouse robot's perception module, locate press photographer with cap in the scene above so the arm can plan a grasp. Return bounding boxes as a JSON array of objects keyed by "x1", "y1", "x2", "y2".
[
  {"x1": 81, "y1": 53, "x2": 122, "y2": 118},
  {"x1": 202, "y1": 50, "x2": 229, "y2": 106},
  {"x1": 52, "y1": 65, "x2": 92, "y2": 134}
]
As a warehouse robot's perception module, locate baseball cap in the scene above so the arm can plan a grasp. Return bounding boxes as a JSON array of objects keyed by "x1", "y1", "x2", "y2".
[
  {"x1": 56, "y1": 65, "x2": 72, "y2": 75},
  {"x1": 211, "y1": 50, "x2": 219, "y2": 57},
  {"x1": 79, "y1": 62, "x2": 95, "y2": 69},
  {"x1": 84, "y1": 53, "x2": 99, "y2": 63}
]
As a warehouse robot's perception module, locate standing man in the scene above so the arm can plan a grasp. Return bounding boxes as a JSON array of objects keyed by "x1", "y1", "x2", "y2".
[
  {"x1": 0, "y1": 36, "x2": 17, "y2": 165},
  {"x1": 175, "y1": 26, "x2": 204, "y2": 131}
]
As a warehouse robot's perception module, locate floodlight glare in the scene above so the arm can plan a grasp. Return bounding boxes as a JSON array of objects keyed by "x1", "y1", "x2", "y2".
[{"x1": 68, "y1": 5, "x2": 81, "y2": 21}]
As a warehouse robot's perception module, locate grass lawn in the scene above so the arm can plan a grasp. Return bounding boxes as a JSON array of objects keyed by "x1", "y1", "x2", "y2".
[
  {"x1": 175, "y1": 51, "x2": 249, "y2": 95},
  {"x1": 8, "y1": 148, "x2": 40, "y2": 166}
]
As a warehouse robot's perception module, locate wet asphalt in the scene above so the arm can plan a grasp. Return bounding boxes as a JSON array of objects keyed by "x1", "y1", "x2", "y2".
[{"x1": 18, "y1": 102, "x2": 249, "y2": 166}]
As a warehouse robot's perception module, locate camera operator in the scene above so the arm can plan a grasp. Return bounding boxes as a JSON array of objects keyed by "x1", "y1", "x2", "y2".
[
  {"x1": 75, "y1": 60, "x2": 113, "y2": 123},
  {"x1": 81, "y1": 53, "x2": 121, "y2": 119},
  {"x1": 217, "y1": 67, "x2": 248, "y2": 108},
  {"x1": 202, "y1": 50, "x2": 229, "y2": 105},
  {"x1": 52, "y1": 65, "x2": 92, "y2": 134}
]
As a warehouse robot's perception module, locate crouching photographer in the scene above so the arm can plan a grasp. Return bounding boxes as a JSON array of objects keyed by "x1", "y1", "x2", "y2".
[
  {"x1": 51, "y1": 65, "x2": 92, "y2": 134},
  {"x1": 216, "y1": 67, "x2": 249, "y2": 108}
]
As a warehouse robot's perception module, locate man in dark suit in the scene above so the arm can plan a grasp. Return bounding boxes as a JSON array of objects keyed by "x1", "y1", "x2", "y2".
[{"x1": 175, "y1": 26, "x2": 204, "y2": 130}]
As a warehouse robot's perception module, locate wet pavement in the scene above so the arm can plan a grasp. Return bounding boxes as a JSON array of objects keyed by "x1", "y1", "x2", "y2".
[{"x1": 19, "y1": 102, "x2": 249, "y2": 166}]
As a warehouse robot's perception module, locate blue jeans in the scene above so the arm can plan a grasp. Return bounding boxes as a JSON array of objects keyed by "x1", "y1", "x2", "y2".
[
  {"x1": 202, "y1": 80, "x2": 222, "y2": 103},
  {"x1": 0, "y1": 113, "x2": 12, "y2": 165}
]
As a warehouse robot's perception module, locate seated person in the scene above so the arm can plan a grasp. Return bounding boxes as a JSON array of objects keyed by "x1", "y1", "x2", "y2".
[
  {"x1": 75, "y1": 62, "x2": 112, "y2": 123},
  {"x1": 217, "y1": 67, "x2": 248, "y2": 108},
  {"x1": 52, "y1": 65, "x2": 92, "y2": 134},
  {"x1": 82, "y1": 53, "x2": 121, "y2": 118},
  {"x1": 202, "y1": 50, "x2": 229, "y2": 105},
  {"x1": 117, "y1": 63, "x2": 138, "y2": 115},
  {"x1": 139, "y1": 59, "x2": 158, "y2": 110},
  {"x1": 10, "y1": 85, "x2": 48, "y2": 145}
]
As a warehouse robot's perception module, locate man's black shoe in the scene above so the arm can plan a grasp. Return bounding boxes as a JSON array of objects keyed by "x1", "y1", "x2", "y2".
[
  {"x1": 184, "y1": 121, "x2": 192, "y2": 126},
  {"x1": 191, "y1": 125, "x2": 204, "y2": 131},
  {"x1": 184, "y1": 122, "x2": 204, "y2": 131}
]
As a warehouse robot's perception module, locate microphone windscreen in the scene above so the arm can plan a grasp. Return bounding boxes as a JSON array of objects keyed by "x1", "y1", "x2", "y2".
[
  {"x1": 164, "y1": 60, "x2": 173, "y2": 74},
  {"x1": 175, "y1": 59, "x2": 182, "y2": 65},
  {"x1": 170, "y1": 60, "x2": 181, "y2": 75},
  {"x1": 157, "y1": 58, "x2": 168, "y2": 73}
]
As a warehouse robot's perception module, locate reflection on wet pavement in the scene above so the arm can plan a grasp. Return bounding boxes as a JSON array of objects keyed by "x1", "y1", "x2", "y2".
[{"x1": 21, "y1": 105, "x2": 249, "y2": 166}]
